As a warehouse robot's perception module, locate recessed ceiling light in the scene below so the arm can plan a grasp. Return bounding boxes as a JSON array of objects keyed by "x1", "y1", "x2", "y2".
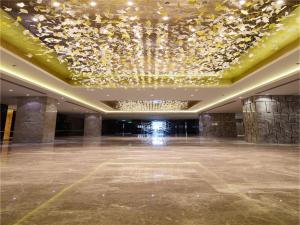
[
  {"x1": 127, "y1": 1, "x2": 134, "y2": 6},
  {"x1": 106, "y1": 94, "x2": 110, "y2": 97},
  {"x1": 277, "y1": 0, "x2": 284, "y2": 5},
  {"x1": 150, "y1": 94, "x2": 154, "y2": 97},
  {"x1": 9, "y1": 89, "x2": 13, "y2": 92},
  {"x1": 191, "y1": 94, "x2": 194, "y2": 97},
  {"x1": 239, "y1": 0, "x2": 246, "y2": 5},
  {"x1": 162, "y1": 16, "x2": 169, "y2": 21},
  {"x1": 26, "y1": 94, "x2": 30, "y2": 96},
  {"x1": 52, "y1": 1, "x2": 60, "y2": 7},
  {"x1": 16, "y1": 2, "x2": 25, "y2": 7},
  {"x1": 57, "y1": 102, "x2": 60, "y2": 105},
  {"x1": 90, "y1": 1, "x2": 97, "y2": 7}
]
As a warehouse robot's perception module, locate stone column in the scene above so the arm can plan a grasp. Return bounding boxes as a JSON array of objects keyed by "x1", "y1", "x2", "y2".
[
  {"x1": 13, "y1": 97, "x2": 58, "y2": 143},
  {"x1": 199, "y1": 113, "x2": 237, "y2": 138},
  {"x1": 242, "y1": 95, "x2": 299, "y2": 144},
  {"x1": 84, "y1": 114, "x2": 102, "y2": 137}
]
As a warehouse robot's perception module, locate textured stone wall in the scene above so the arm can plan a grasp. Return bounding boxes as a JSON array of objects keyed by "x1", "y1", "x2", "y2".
[
  {"x1": 13, "y1": 97, "x2": 57, "y2": 143},
  {"x1": 199, "y1": 113, "x2": 237, "y2": 138},
  {"x1": 242, "y1": 95, "x2": 299, "y2": 144},
  {"x1": 235, "y1": 113, "x2": 245, "y2": 137},
  {"x1": 84, "y1": 114, "x2": 102, "y2": 137}
]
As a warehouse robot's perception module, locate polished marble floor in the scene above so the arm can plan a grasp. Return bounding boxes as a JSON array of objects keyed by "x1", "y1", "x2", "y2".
[{"x1": 1, "y1": 136, "x2": 299, "y2": 225}]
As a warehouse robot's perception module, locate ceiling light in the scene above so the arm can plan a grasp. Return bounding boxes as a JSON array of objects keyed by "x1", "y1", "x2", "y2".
[
  {"x1": 190, "y1": 27, "x2": 196, "y2": 32},
  {"x1": 127, "y1": 1, "x2": 134, "y2": 6},
  {"x1": 239, "y1": 0, "x2": 246, "y2": 5},
  {"x1": 32, "y1": 17, "x2": 38, "y2": 22},
  {"x1": 9, "y1": 89, "x2": 13, "y2": 92},
  {"x1": 26, "y1": 94, "x2": 30, "y2": 96},
  {"x1": 16, "y1": 2, "x2": 25, "y2": 7},
  {"x1": 90, "y1": 1, "x2": 97, "y2": 7},
  {"x1": 52, "y1": 1, "x2": 60, "y2": 7},
  {"x1": 277, "y1": 0, "x2": 284, "y2": 5},
  {"x1": 162, "y1": 16, "x2": 169, "y2": 21},
  {"x1": 106, "y1": 94, "x2": 110, "y2": 96},
  {"x1": 190, "y1": 94, "x2": 194, "y2": 97},
  {"x1": 116, "y1": 100, "x2": 188, "y2": 111}
]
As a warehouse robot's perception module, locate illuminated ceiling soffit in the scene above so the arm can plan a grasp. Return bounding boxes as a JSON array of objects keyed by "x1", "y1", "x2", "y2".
[{"x1": 0, "y1": 0, "x2": 299, "y2": 88}]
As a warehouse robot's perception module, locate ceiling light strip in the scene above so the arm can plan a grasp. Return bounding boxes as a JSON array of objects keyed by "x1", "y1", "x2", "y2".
[
  {"x1": 0, "y1": 65, "x2": 110, "y2": 113},
  {"x1": 1, "y1": 53, "x2": 299, "y2": 114},
  {"x1": 195, "y1": 66, "x2": 300, "y2": 113},
  {"x1": 1, "y1": 64, "x2": 299, "y2": 114}
]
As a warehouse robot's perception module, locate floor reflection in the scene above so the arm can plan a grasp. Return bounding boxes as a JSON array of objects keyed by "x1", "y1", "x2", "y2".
[
  {"x1": 1, "y1": 140, "x2": 10, "y2": 161},
  {"x1": 0, "y1": 136, "x2": 299, "y2": 225},
  {"x1": 137, "y1": 134, "x2": 167, "y2": 146}
]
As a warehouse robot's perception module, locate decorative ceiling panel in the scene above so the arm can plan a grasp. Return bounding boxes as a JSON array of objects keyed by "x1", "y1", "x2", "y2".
[{"x1": 1, "y1": 0, "x2": 299, "y2": 88}]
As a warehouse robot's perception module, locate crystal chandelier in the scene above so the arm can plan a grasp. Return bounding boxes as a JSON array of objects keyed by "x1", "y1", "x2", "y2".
[{"x1": 116, "y1": 100, "x2": 189, "y2": 111}]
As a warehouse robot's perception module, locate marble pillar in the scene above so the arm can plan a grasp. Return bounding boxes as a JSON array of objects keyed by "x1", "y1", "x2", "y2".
[
  {"x1": 84, "y1": 114, "x2": 102, "y2": 137},
  {"x1": 199, "y1": 113, "x2": 237, "y2": 138},
  {"x1": 242, "y1": 95, "x2": 299, "y2": 144},
  {"x1": 13, "y1": 97, "x2": 58, "y2": 143}
]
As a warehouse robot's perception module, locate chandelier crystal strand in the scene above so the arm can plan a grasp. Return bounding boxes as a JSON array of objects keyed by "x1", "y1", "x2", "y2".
[
  {"x1": 116, "y1": 100, "x2": 189, "y2": 111},
  {"x1": 1, "y1": 0, "x2": 296, "y2": 87}
]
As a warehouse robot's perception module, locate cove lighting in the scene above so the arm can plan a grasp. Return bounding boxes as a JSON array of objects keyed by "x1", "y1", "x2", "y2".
[{"x1": 1, "y1": 48, "x2": 299, "y2": 114}]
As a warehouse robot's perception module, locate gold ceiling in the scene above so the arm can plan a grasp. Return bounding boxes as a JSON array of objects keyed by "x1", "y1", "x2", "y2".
[{"x1": 1, "y1": 0, "x2": 299, "y2": 88}]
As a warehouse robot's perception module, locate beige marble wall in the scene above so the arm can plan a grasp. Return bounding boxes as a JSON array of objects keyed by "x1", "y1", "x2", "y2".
[
  {"x1": 84, "y1": 114, "x2": 102, "y2": 137},
  {"x1": 242, "y1": 95, "x2": 299, "y2": 144},
  {"x1": 13, "y1": 97, "x2": 58, "y2": 143}
]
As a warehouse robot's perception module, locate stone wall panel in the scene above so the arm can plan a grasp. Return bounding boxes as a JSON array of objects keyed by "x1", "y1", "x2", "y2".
[
  {"x1": 243, "y1": 95, "x2": 299, "y2": 144},
  {"x1": 199, "y1": 113, "x2": 237, "y2": 138}
]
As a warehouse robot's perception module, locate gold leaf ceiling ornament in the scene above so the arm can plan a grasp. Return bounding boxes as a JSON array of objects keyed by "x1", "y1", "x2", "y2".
[{"x1": 1, "y1": 0, "x2": 299, "y2": 88}]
